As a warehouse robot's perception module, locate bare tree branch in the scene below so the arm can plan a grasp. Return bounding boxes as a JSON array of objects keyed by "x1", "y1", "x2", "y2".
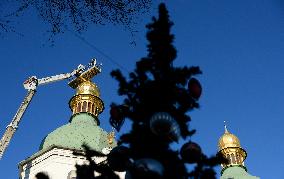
[{"x1": 0, "y1": 0, "x2": 152, "y2": 38}]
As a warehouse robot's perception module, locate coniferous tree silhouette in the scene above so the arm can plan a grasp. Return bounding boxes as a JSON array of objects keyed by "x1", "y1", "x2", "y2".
[
  {"x1": 108, "y1": 3, "x2": 219, "y2": 179},
  {"x1": 34, "y1": 3, "x2": 221, "y2": 179}
]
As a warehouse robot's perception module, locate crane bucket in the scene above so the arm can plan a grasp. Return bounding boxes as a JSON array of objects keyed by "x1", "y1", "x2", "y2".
[
  {"x1": 68, "y1": 62, "x2": 101, "y2": 89},
  {"x1": 23, "y1": 76, "x2": 38, "y2": 90}
]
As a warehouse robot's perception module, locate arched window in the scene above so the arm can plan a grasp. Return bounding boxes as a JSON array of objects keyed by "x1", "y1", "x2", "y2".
[
  {"x1": 231, "y1": 153, "x2": 236, "y2": 164},
  {"x1": 88, "y1": 102, "x2": 92, "y2": 112},
  {"x1": 236, "y1": 153, "x2": 240, "y2": 164},
  {"x1": 82, "y1": 101, "x2": 87, "y2": 112},
  {"x1": 92, "y1": 104, "x2": 95, "y2": 114},
  {"x1": 77, "y1": 102, "x2": 81, "y2": 113},
  {"x1": 226, "y1": 154, "x2": 231, "y2": 164}
]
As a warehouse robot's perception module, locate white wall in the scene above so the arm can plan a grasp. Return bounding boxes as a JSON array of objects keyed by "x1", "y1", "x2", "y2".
[{"x1": 19, "y1": 147, "x2": 125, "y2": 179}]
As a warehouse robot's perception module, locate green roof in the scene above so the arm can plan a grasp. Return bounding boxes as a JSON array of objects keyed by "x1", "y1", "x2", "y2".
[
  {"x1": 221, "y1": 166, "x2": 260, "y2": 179},
  {"x1": 39, "y1": 113, "x2": 115, "y2": 152}
]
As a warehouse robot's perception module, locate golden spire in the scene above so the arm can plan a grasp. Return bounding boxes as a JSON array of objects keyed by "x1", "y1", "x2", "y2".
[
  {"x1": 68, "y1": 60, "x2": 104, "y2": 121},
  {"x1": 224, "y1": 120, "x2": 228, "y2": 133},
  {"x1": 218, "y1": 122, "x2": 247, "y2": 173},
  {"x1": 107, "y1": 128, "x2": 116, "y2": 145}
]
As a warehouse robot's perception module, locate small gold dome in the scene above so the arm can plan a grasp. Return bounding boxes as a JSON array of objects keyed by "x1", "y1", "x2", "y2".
[
  {"x1": 218, "y1": 129, "x2": 241, "y2": 151},
  {"x1": 76, "y1": 81, "x2": 100, "y2": 97},
  {"x1": 69, "y1": 80, "x2": 104, "y2": 118},
  {"x1": 217, "y1": 123, "x2": 247, "y2": 171}
]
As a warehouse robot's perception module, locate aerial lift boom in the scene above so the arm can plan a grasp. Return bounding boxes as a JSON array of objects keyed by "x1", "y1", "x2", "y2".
[{"x1": 0, "y1": 60, "x2": 100, "y2": 159}]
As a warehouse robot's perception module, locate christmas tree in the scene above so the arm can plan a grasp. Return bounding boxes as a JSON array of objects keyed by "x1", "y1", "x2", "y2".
[
  {"x1": 108, "y1": 3, "x2": 219, "y2": 179},
  {"x1": 35, "y1": 3, "x2": 220, "y2": 179}
]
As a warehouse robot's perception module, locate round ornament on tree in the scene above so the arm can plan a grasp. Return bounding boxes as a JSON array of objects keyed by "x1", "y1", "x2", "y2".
[
  {"x1": 126, "y1": 158, "x2": 164, "y2": 179},
  {"x1": 188, "y1": 78, "x2": 202, "y2": 100},
  {"x1": 180, "y1": 141, "x2": 202, "y2": 163},
  {"x1": 107, "y1": 146, "x2": 131, "y2": 171},
  {"x1": 149, "y1": 112, "x2": 180, "y2": 141}
]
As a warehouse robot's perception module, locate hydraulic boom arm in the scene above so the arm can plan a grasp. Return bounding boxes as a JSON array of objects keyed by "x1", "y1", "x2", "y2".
[
  {"x1": 0, "y1": 61, "x2": 90, "y2": 159},
  {"x1": 0, "y1": 90, "x2": 35, "y2": 158}
]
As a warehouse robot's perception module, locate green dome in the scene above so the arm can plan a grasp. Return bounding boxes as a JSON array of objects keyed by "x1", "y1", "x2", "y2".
[
  {"x1": 39, "y1": 113, "x2": 115, "y2": 151},
  {"x1": 221, "y1": 166, "x2": 260, "y2": 179}
]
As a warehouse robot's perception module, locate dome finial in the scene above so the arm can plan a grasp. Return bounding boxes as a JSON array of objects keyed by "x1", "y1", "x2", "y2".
[{"x1": 224, "y1": 120, "x2": 229, "y2": 133}]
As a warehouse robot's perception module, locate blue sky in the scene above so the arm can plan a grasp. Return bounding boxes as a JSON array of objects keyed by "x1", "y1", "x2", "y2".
[{"x1": 0, "y1": 0, "x2": 284, "y2": 178}]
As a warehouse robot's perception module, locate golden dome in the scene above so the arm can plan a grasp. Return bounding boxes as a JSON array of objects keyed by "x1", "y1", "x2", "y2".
[
  {"x1": 217, "y1": 123, "x2": 247, "y2": 171},
  {"x1": 218, "y1": 131, "x2": 241, "y2": 151},
  {"x1": 69, "y1": 80, "x2": 104, "y2": 118},
  {"x1": 218, "y1": 126, "x2": 241, "y2": 151},
  {"x1": 76, "y1": 81, "x2": 100, "y2": 97}
]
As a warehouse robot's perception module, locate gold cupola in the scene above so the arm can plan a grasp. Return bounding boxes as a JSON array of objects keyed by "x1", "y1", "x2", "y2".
[
  {"x1": 68, "y1": 62, "x2": 104, "y2": 123},
  {"x1": 218, "y1": 122, "x2": 247, "y2": 173}
]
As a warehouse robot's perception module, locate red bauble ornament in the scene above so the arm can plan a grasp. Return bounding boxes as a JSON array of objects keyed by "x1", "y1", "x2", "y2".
[
  {"x1": 150, "y1": 112, "x2": 180, "y2": 142},
  {"x1": 180, "y1": 141, "x2": 202, "y2": 163},
  {"x1": 110, "y1": 106, "x2": 122, "y2": 119},
  {"x1": 188, "y1": 78, "x2": 202, "y2": 100},
  {"x1": 110, "y1": 105, "x2": 125, "y2": 131}
]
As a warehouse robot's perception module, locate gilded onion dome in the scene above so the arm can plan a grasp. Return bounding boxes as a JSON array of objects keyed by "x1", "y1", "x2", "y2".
[
  {"x1": 69, "y1": 80, "x2": 104, "y2": 121},
  {"x1": 218, "y1": 123, "x2": 247, "y2": 174},
  {"x1": 218, "y1": 126, "x2": 241, "y2": 150},
  {"x1": 76, "y1": 80, "x2": 100, "y2": 96}
]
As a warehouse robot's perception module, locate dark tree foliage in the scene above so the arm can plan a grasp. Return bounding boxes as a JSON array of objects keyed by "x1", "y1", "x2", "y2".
[
  {"x1": 109, "y1": 3, "x2": 220, "y2": 179},
  {"x1": 73, "y1": 145, "x2": 120, "y2": 179},
  {"x1": 35, "y1": 3, "x2": 221, "y2": 179},
  {"x1": 0, "y1": 0, "x2": 151, "y2": 37},
  {"x1": 35, "y1": 172, "x2": 49, "y2": 179}
]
